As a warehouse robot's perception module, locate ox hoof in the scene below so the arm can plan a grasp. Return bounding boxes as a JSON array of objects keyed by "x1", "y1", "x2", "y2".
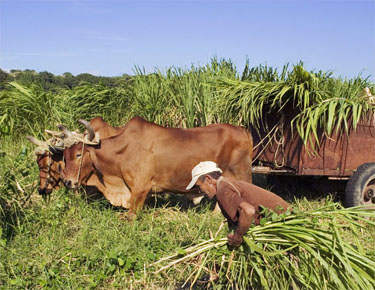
[{"x1": 118, "y1": 211, "x2": 136, "y2": 221}]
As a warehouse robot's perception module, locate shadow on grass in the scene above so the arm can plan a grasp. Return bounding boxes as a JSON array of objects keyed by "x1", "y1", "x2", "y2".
[
  {"x1": 76, "y1": 187, "x2": 215, "y2": 214},
  {"x1": 24, "y1": 173, "x2": 347, "y2": 224},
  {"x1": 144, "y1": 193, "x2": 216, "y2": 212},
  {"x1": 77, "y1": 173, "x2": 348, "y2": 213}
]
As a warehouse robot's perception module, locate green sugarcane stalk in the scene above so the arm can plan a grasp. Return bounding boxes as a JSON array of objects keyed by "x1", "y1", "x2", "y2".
[{"x1": 152, "y1": 205, "x2": 375, "y2": 289}]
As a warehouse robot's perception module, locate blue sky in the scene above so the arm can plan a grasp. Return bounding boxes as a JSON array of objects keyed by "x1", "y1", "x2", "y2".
[{"x1": 0, "y1": 0, "x2": 374, "y2": 79}]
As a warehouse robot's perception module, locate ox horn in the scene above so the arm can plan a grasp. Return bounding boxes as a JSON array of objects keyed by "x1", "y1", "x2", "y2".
[
  {"x1": 79, "y1": 119, "x2": 95, "y2": 141},
  {"x1": 57, "y1": 124, "x2": 73, "y2": 138},
  {"x1": 26, "y1": 136, "x2": 45, "y2": 146},
  {"x1": 45, "y1": 129, "x2": 65, "y2": 138}
]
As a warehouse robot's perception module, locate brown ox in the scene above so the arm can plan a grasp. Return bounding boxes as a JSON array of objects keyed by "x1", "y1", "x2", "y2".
[
  {"x1": 62, "y1": 116, "x2": 253, "y2": 216},
  {"x1": 27, "y1": 117, "x2": 124, "y2": 196}
]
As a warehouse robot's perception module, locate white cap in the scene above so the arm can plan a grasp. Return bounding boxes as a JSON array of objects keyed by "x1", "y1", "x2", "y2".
[{"x1": 186, "y1": 161, "x2": 223, "y2": 190}]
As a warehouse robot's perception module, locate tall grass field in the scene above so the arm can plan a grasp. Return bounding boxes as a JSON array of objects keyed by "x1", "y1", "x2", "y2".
[{"x1": 0, "y1": 59, "x2": 374, "y2": 288}]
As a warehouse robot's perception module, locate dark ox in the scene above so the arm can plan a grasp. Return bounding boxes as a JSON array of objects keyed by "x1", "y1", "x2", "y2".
[
  {"x1": 26, "y1": 136, "x2": 65, "y2": 195},
  {"x1": 36, "y1": 151, "x2": 64, "y2": 195},
  {"x1": 27, "y1": 117, "x2": 124, "y2": 196},
  {"x1": 62, "y1": 116, "x2": 253, "y2": 216}
]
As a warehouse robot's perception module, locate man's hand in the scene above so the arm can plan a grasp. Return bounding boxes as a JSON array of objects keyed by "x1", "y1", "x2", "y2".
[
  {"x1": 227, "y1": 202, "x2": 255, "y2": 247},
  {"x1": 227, "y1": 233, "x2": 243, "y2": 247}
]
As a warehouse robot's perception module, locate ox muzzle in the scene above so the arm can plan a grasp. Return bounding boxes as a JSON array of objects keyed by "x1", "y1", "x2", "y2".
[
  {"x1": 63, "y1": 179, "x2": 79, "y2": 190},
  {"x1": 38, "y1": 187, "x2": 53, "y2": 195}
]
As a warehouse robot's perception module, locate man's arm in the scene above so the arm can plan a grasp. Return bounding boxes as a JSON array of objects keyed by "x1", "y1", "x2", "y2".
[{"x1": 227, "y1": 201, "x2": 256, "y2": 246}]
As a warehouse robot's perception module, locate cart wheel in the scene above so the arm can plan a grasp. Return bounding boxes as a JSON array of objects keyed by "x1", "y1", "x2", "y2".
[{"x1": 345, "y1": 163, "x2": 375, "y2": 208}]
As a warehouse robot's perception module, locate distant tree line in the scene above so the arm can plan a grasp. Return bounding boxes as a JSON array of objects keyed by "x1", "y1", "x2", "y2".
[{"x1": 0, "y1": 68, "x2": 131, "y2": 90}]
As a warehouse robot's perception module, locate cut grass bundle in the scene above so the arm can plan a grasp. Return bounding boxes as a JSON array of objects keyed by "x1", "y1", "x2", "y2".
[
  {"x1": 294, "y1": 77, "x2": 374, "y2": 146},
  {"x1": 152, "y1": 204, "x2": 375, "y2": 289},
  {"x1": 217, "y1": 63, "x2": 374, "y2": 149}
]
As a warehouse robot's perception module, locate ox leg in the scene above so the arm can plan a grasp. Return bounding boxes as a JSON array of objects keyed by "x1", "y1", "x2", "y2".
[
  {"x1": 128, "y1": 187, "x2": 151, "y2": 219},
  {"x1": 232, "y1": 168, "x2": 252, "y2": 183},
  {"x1": 228, "y1": 151, "x2": 252, "y2": 183},
  {"x1": 86, "y1": 175, "x2": 131, "y2": 208}
]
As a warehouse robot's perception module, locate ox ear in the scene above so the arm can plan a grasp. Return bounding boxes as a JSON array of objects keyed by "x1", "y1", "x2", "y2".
[
  {"x1": 87, "y1": 146, "x2": 100, "y2": 172},
  {"x1": 90, "y1": 132, "x2": 100, "y2": 145}
]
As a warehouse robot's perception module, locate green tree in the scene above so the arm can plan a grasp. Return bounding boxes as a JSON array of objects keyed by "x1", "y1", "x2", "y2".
[{"x1": 61, "y1": 72, "x2": 77, "y2": 89}]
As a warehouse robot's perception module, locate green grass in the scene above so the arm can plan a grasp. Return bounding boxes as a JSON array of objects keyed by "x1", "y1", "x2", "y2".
[
  {"x1": 0, "y1": 190, "x2": 374, "y2": 289},
  {"x1": 0, "y1": 190, "x2": 223, "y2": 288}
]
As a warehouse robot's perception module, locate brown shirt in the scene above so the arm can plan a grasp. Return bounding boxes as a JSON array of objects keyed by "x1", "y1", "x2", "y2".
[{"x1": 216, "y1": 176, "x2": 290, "y2": 224}]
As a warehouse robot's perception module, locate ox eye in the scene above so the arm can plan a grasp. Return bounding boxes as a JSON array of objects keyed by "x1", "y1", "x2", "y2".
[{"x1": 76, "y1": 153, "x2": 82, "y2": 158}]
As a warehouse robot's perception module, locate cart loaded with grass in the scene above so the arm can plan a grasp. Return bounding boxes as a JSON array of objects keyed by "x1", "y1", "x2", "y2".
[
  {"x1": 151, "y1": 66, "x2": 375, "y2": 289},
  {"x1": 218, "y1": 65, "x2": 375, "y2": 207}
]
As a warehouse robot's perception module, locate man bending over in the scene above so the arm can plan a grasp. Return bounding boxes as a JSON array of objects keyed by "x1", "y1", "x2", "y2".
[{"x1": 186, "y1": 161, "x2": 290, "y2": 247}]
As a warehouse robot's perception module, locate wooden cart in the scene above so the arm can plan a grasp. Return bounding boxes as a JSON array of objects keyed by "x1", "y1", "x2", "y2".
[{"x1": 251, "y1": 115, "x2": 375, "y2": 207}]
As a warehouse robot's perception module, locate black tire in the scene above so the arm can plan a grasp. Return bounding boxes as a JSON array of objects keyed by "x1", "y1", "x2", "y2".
[{"x1": 345, "y1": 163, "x2": 375, "y2": 207}]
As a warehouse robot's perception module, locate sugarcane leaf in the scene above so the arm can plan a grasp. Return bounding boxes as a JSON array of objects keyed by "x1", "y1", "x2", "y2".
[
  {"x1": 327, "y1": 100, "x2": 337, "y2": 135},
  {"x1": 243, "y1": 236, "x2": 298, "y2": 257}
]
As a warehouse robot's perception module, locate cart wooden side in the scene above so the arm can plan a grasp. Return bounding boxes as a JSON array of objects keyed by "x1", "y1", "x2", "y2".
[{"x1": 251, "y1": 117, "x2": 375, "y2": 207}]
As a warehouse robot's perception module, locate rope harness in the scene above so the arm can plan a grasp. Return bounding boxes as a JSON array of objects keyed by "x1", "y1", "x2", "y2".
[
  {"x1": 252, "y1": 117, "x2": 286, "y2": 168},
  {"x1": 273, "y1": 120, "x2": 285, "y2": 168},
  {"x1": 75, "y1": 143, "x2": 85, "y2": 187},
  {"x1": 252, "y1": 124, "x2": 278, "y2": 164}
]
